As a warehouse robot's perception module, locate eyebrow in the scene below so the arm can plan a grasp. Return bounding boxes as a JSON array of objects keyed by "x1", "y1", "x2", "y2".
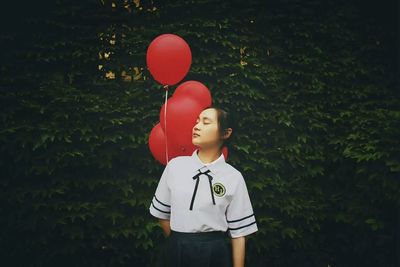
[{"x1": 196, "y1": 116, "x2": 212, "y2": 121}]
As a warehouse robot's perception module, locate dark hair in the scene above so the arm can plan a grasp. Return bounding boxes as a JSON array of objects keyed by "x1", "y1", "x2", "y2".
[{"x1": 202, "y1": 105, "x2": 235, "y2": 149}]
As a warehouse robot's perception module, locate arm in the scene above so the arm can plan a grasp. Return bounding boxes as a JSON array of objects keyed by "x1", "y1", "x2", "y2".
[
  {"x1": 231, "y1": 236, "x2": 246, "y2": 267},
  {"x1": 226, "y1": 174, "x2": 258, "y2": 267},
  {"x1": 159, "y1": 218, "x2": 171, "y2": 237},
  {"x1": 149, "y1": 162, "x2": 173, "y2": 235}
]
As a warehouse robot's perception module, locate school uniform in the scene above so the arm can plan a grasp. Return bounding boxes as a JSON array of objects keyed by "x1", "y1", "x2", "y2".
[{"x1": 149, "y1": 148, "x2": 258, "y2": 267}]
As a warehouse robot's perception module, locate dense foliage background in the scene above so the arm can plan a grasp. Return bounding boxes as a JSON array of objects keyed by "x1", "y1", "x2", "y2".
[{"x1": 0, "y1": 0, "x2": 398, "y2": 266}]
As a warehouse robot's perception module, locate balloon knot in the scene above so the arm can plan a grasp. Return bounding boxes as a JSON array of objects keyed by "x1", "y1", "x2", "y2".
[{"x1": 163, "y1": 85, "x2": 169, "y2": 91}]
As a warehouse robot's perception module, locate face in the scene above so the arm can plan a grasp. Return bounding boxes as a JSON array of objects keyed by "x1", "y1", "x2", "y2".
[{"x1": 192, "y1": 108, "x2": 222, "y2": 149}]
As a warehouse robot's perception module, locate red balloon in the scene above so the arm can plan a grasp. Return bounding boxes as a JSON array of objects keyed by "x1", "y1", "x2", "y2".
[
  {"x1": 159, "y1": 96, "x2": 203, "y2": 153},
  {"x1": 222, "y1": 146, "x2": 229, "y2": 160},
  {"x1": 146, "y1": 34, "x2": 192, "y2": 86},
  {"x1": 148, "y1": 123, "x2": 181, "y2": 165},
  {"x1": 173, "y1": 80, "x2": 212, "y2": 109}
]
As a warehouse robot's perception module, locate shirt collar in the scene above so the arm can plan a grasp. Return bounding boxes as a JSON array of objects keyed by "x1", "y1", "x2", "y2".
[{"x1": 191, "y1": 148, "x2": 226, "y2": 175}]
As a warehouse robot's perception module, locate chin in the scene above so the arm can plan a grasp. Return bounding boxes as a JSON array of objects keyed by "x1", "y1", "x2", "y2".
[{"x1": 192, "y1": 140, "x2": 201, "y2": 147}]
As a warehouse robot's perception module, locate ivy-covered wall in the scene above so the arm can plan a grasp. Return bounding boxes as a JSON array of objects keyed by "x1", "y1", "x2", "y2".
[{"x1": 0, "y1": 0, "x2": 398, "y2": 266}]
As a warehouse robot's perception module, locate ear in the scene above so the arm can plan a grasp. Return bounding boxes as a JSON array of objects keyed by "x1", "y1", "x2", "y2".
[{"x1": 222, "y1": 128, "x2": 232, "y2": 140}]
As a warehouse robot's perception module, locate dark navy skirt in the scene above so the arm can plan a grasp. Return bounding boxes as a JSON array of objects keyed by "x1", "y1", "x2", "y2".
[{"x1": 161, "y1": 230, "x2": 232, "y2": 267}]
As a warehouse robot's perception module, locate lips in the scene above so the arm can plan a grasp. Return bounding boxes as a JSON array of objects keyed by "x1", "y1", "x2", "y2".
[{"x1": 193, "y1": 133, "x2": 200, "y2": 138}]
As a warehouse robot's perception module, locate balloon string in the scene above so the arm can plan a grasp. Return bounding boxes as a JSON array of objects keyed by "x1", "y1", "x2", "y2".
[{"x1": 164, "y1": 85, "x2": 169, "y2": 164}]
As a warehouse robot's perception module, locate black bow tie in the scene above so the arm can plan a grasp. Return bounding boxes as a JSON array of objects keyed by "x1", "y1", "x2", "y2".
[{"x1": 189, "y1": 169, "x2": 216, "y2": 210}]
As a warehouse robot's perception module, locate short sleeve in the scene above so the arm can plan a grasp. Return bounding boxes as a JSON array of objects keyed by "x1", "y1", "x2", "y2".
[
  {"x1": 149, "y1": 161, "x2": 172, "y2": 220},
  {"x1": 225, "y1": 174, "x2": 258, "y2": 238}
]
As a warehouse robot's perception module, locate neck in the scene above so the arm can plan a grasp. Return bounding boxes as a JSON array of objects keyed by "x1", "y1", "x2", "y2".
[{"x1": 197, "y1": 146, "x2": 222, "y2": 164}]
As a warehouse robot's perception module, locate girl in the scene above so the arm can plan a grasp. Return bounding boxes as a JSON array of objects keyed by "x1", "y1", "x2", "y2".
[{"x1": 149, "y1": 105, "x2": 258, "y2": 267}]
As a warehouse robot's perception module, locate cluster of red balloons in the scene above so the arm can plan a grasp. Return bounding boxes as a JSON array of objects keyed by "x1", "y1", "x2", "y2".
[{"x1": 146, "y1": 34, "x2": 228, "y2": 165}]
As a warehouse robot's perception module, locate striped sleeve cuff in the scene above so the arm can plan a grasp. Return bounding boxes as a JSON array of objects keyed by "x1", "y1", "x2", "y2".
[
  {"x1": 227, "y1": 213, "x2": 258, "y2": 238},
  {"x1": 149, "y1": 195, "x2": 171, "y2": 220}
]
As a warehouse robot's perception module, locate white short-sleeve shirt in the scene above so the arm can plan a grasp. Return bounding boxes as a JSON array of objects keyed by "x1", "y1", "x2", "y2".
[{"x1": 149, "y1": 149, "x2": 258, "y2": 238}]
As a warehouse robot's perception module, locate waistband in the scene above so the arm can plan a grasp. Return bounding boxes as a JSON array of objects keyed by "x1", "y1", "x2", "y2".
[{"x1": 169, "y1": 230, "x2": 228, "y2": 241}]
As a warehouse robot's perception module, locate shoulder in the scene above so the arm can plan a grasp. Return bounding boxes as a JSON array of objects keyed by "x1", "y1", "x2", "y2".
[
  {"x1": 223, "y1": 162, "x2": 246, "y2": 186},
  {"x1": 224, "y1": 162, "x2": 242, "y2": 176},
  {"x1": 166, "y1": 155, "x2": 192, "y2": 169}
]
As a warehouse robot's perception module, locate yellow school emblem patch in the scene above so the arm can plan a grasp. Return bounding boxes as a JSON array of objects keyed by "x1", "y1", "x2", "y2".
[{"x1": 213, "y1": 182, "x2": 226, "y2": 197}]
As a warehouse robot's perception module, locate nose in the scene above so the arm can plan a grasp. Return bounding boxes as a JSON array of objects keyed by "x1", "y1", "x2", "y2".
[{"x1": 193, "y1": 122, "x2": 200, "y2": 132}]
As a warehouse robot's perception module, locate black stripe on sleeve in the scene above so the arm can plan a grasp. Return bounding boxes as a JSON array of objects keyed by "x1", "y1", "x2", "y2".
[
  {"x1": 151, "y1": 201, "x2": 171, "y2": 214},
  {"x1": 227, "y1": 213, "x2": 254, "y2": 223},
  {"x1": 154, "y1": 195, "x2": 171, "y2": 208},
  {"x1": 228, "y1": 220, "x2": 256, "y2": 231}
]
